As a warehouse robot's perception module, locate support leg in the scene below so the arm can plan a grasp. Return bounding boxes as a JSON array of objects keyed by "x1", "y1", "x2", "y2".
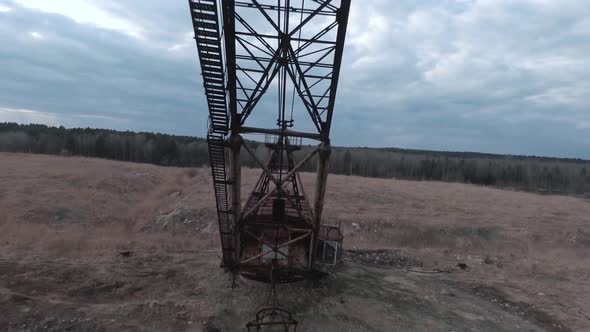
[
  {"x1": 310, "y1": 142, "x2": 331, "y2": 269},
  {"x1": 230, "y1": 134, "x2": 243, "y2": 267}
]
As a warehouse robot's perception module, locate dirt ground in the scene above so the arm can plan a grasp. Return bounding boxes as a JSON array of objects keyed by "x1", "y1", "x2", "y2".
[{"x1": 1, "y1": 152, "x2": 589, "y2": 331}]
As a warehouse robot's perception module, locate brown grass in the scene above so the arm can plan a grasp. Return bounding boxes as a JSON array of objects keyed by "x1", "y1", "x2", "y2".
[
  {"x1": 2, "y1": 152, "x2": 589, "y2": 259},
  {"x1": 2, "y1": 152, "x2": 590, "y2": 330}
]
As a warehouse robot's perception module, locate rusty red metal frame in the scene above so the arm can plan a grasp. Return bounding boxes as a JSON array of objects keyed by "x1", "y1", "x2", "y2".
[{"x1": 189, "y1": 0, "x2": 350, "y2": 328}]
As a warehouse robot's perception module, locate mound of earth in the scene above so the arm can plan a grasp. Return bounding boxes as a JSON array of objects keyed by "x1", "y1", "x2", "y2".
[{"x1": 143, "y1": 208, "x2": 218, "y2": 234}]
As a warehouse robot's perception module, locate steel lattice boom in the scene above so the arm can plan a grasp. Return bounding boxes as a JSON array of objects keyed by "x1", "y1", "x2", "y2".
[
  {"x1": 189, "y1": 0, "x2": 350, "y2": 284},
  {"x1": 190, "y1": 0, "x2": 350, "y2": 328}
]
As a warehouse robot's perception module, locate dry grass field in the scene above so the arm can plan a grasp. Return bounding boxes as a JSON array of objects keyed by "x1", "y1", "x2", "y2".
[{"x1": 1, "y1": 152, "x2": 589, "y2": 331}]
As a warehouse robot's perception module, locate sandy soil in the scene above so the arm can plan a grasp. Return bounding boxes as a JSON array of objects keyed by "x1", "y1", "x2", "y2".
[{"x1": 1, "y1": 152, "x2": 589, "y2": 331}]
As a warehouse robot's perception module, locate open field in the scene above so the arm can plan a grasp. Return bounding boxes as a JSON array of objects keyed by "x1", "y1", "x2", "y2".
[{"x1": 1, "y1": 152, "x2": 589, "y2": 331}]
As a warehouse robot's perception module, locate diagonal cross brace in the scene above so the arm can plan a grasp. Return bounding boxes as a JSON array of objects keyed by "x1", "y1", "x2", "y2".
[
  {"x1": 242, "y1": 142, "x2": 308, "y2": 223},
  {"x1": 241, "y1": 147, "x2": 319, "y2": 220},
  {"x1": 241, "y1": 230, "x2": 311, "y2": 264}
]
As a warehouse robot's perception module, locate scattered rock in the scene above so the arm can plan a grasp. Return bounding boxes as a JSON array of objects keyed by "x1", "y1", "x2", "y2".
[
  {"x1": 119, "y1": 251, "x2": 133, "y2": 258},
  {"x1": 473, "y1": 285, "x2": 571, "y2": 332},
  {"x1": 143, "y1": 208, "x2": 218, "y2": 234},
  {"x1": 574, "y1": 228, "x2": 590, "y2": 247},
  {"x1": 346, "y1": 249, "x2": 422, "y2": 268},
  {"x1": 457, "y1": 263, "x2": 468, "y2": 270}
]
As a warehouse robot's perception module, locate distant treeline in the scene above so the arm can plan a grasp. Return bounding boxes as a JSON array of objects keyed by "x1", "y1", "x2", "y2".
[
  {"x1": 0, "y1": 122, "x2": 209, "y2": 166},
  {"x1": 2, "y1": 122, "x2": 590, "y2": 195}
]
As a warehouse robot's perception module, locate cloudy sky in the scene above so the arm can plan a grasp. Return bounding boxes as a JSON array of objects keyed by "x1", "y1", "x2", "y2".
[{"x1": 0, "y1": 0, "x2": 588, "y2": 158}]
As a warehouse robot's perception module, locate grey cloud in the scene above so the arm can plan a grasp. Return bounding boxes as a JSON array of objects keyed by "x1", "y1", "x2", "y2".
[
  {"x1": 336, "y1": 0, "x2": 590, "y2": 157},
  {"x1": 0, "y1": 0, "x2": 588, "y2": 158},
  {"x1": 0, "y1": 2, "x2": 206, "y2": 135}
]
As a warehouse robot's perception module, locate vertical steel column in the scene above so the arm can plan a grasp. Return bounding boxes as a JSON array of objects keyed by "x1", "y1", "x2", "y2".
[
  {"x1": 222, "y1": 0, "x2": 240, "y2": 267},
  {"x1": 230, "y1": 134, "x2": 242, "y2": 265},
  {"x1": 309, "y1": 2, "x2": 349, "y2": 268},
  {"x1": 310, "y1": 141, "x2": 331, "y2": 268}
]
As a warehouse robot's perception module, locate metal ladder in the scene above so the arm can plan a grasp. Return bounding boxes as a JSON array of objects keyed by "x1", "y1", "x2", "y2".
[
  {"x1": 207, "y1": 133, "x2": 234, "y2": 267},
  {"x1": 189, "y1": 0, "x2": 233, "y2": 267}
]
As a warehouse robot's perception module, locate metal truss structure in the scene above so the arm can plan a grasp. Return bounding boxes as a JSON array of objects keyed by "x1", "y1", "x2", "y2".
[{"x1": 189, "y1": 0, "x2": 350, "y2": 328}]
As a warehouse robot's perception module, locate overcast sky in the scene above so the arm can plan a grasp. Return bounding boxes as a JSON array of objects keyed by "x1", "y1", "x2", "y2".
[{"x1": 0, "y1": 0, "x2": 588, "y2": 158}]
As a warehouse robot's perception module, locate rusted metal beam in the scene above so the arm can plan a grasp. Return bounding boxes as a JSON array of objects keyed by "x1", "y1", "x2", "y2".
[
  {"x1": 282, "y1": 148, "x2": 319, "y2": 182},
  {"x1": 229, "y1": 133, "x2": 243, "y2": 265},
  {"x1": 276, "y1": 231, "x2": 311, "y2": 250},
  {"x1": 242, "y1": 229, "x2": 289, "y2": 260},
  {"x1": 325, "y1": 0, "x2": 351, "y2": 136},
  {"x1": 241, "y1": 147, "x2": 318, "y2": 220},
  {"x1": 310, "y1": 142, "x2": 331, "y2": 268},
  {"x1": 240, "y1": 231, "x2": 311, "y2": 265},
  {"x1": 242, "y1": 187, "x2": 277, "y2": 221},
  {"x1": 240, "y1": 126, "x2": 322, "y2": 140},
  {"x1": 241, "y1": 141, "x2": 307, "y2": 222}
]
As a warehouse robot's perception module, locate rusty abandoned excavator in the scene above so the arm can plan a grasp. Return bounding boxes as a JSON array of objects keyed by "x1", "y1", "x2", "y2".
[{"x1": 188, "y1": 0, "x2": 351, "y2": 329}]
